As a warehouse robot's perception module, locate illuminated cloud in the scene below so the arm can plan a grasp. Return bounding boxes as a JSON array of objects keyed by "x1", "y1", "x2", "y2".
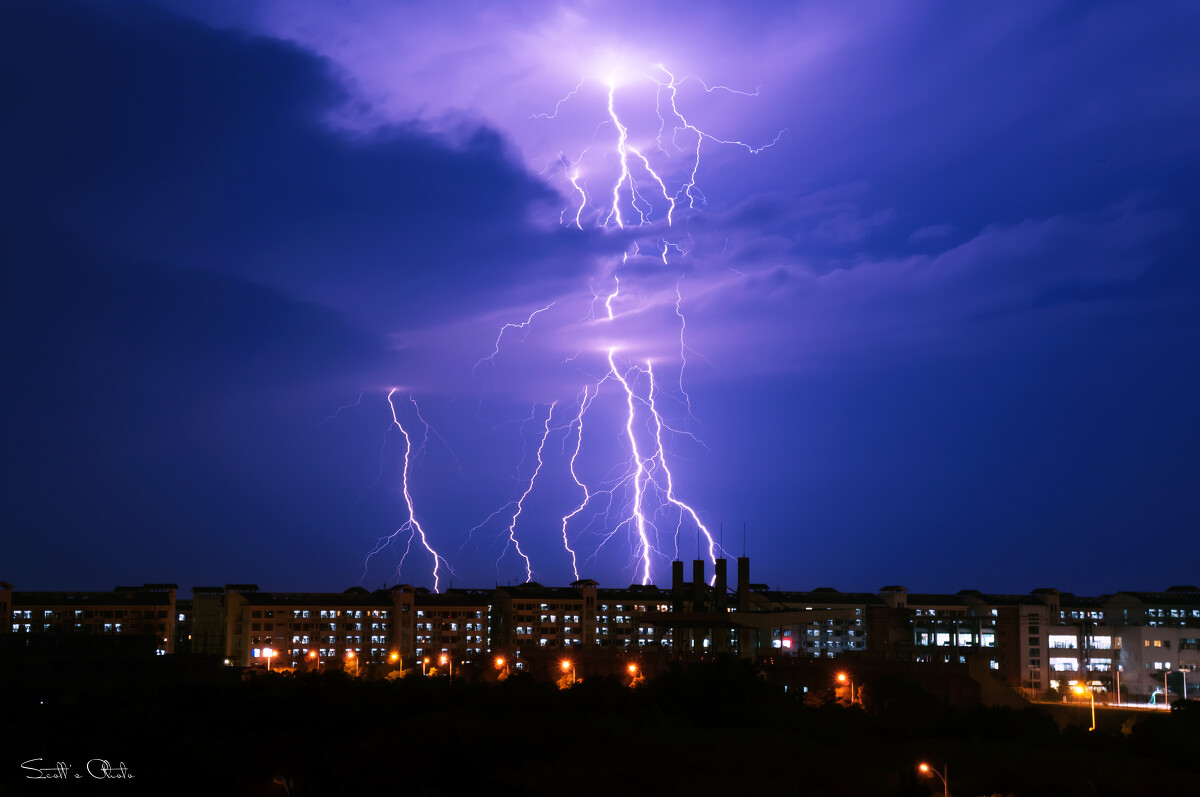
[{"x1": 3, "y1": 0, "x2": 1198, "y2": 592}]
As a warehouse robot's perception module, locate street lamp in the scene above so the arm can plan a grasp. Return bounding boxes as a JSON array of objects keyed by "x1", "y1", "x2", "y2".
[
  {"x1": 263, "y1": 647, "x2": 276, "y2": 672},
  {"x1": 917, "y1": 762, "x2": 948, "y2": 797},
  {"x1": 421, "y1": 657, "x2": 431, "y2": 676},
  {"x1": 1072, "y1": 684, "x2": 1096, "y2": 731},
  {"x1": 307, "y1": 649, "x2": 320, "y2": 670},
  {"x1": 495, "y1": 656, "x2": 509, "y2": 679},
  {"x1": 836, "y1": 671, "x2": 856, "y2": 704},
  {"x1": 389, "y1": 651, "x2": 400, "y2": 665},
  {"x1": 439, "y1": 653, "x2": 453, "y2": 681},
  {"x1": 346, "y1": 649, "x2": 358, "y2": 677},
  {"x1": 561, "y1": 659, "x2": 576, "y2": 686}
]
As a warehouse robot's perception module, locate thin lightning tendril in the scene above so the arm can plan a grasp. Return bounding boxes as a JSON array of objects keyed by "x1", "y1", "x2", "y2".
[
  {"x1": 497, "y1": 401, "x2": 558, "y2": 583},
  {"x1": 474, "y1": 302, "x2": 556, "y2": 374}
]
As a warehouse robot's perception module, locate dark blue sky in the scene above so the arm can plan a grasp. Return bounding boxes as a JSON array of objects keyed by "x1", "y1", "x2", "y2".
[{"x1": 3, "y1": 0, "x2": 1198, "y2": 595}]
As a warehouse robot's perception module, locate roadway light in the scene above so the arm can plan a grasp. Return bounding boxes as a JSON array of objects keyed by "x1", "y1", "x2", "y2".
[
  {"x1": 1073, "y1": 684, "x2": 1096, "y2": 731},
  {"x1": 627, "y1": 662, "x2": 641, "y2": 685},
  {"x1": 836, "y1": 671, "x2": 856, "y2": 704},
  {"x1": 917, "y1": 762, "x2": 948, "y2": 797}
]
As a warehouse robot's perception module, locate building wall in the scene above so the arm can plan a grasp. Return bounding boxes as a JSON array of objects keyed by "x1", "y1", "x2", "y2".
[{"x1": 4, "y1": 570, "x2": 1198, "y2": 706}]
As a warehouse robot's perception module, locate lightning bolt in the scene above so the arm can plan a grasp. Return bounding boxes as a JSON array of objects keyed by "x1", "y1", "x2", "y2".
[
  {"x1": 317, "y1": 392, "x2": 363, "y2": 427},
  {"x1": 652, "y1": 64, "x2": 787, "y2": 211},
  {"x1": 495, "y1": 401, "x2": 558, "y2": 583},
  {"x1": 474, "y1": 302, "x2": 556, "y2": 374},
  {"x1": 642, "y1": 361, "x2": 718, "y2": 576},
  {"x1": 531, "y1": 78, "x2": 587, "y2": 120},
  {"x1": 558, "y1": 383, "x2": 607, "y2": 581},
  {"x1": 674, "y1": 281, "x2": 697, "y2": 418},
  {"x1": 367, "y1": 389, "x2": 449, "y2": 592},
  {"x1": 606, "y1": 350, "x2": 657, "y2": 585},
  {"x1": 605, "y1": 275, "x2": 620, "y2": 319},
  {"x1": 409, "y1": 395, "x2": 462, "y2": 473},
  {"x1": 355, "y1": 63, "x2": 776, "y2": 591},
  {"x1": 537, "y1": 63, "x2": 785, "y2": 236}
]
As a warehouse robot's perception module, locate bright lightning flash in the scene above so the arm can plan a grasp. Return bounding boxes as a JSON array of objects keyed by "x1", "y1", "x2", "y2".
[
  {"x1": 362, "y1": 390, "x2": 451, "y2": 592},
  {"x1": 361, "y1": 62, "x2": 779, "y2": 590}
]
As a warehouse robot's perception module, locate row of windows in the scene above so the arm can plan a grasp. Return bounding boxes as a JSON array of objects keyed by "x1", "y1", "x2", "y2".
[
  {"x1": 13, "y1": 610, "x2": 167, "y2": 620},
  {"x1": 1146, "y1": 609, "x2": 1200, "y2": 618},
  {"x1": 282, "y1": 609, "x2": 389, "y2": 620},
  {"x1": 509, "y1": 602, "x2": 663, "y2": 613},
  {"x1": 414, "y1": 622, "x2": 484, "y2": 632},
  {"x1": 414, "y1": 610, "x2": 487, "y2": 619},
  {"x1": 12, "y1": 622, "x2": 167, "y2": 634}
]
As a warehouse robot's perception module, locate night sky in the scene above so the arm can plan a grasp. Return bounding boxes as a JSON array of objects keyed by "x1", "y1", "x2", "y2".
[{"x1": 3, "y1": 0, "x2": 1198, "y2": 595}]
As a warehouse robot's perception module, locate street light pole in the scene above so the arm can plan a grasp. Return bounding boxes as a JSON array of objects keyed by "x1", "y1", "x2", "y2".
[
  {"x1": 1072, "y1": 684, "x2": 1096, "y2": 731},
  {"x1": 837, "y1": 671, "x2": 856, "y2": 704},
  {"x1": 439, "y1": 654, "x2": 453, "y2": 682},
  {"x1": 918, "y1": 763, "x2": 948, "y2": 797}
]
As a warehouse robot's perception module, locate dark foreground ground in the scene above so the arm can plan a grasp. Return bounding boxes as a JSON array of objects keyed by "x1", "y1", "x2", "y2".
[{"x1": 1, "y1": 657, "x2": 1196, "y2": 797}]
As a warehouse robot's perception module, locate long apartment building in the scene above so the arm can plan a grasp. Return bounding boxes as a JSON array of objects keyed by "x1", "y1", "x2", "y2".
[
  {"x1": 1, "y1": 581, "x2": 178, "y2": 655},
  {"x1": 5, "y1": 564, "x2": 1198, "y2": 701}
]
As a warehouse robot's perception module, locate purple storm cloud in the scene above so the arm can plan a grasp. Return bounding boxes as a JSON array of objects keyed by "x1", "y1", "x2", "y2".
[{"x1": 2, "y1": 0, "x2": 1198, "y2": 594}]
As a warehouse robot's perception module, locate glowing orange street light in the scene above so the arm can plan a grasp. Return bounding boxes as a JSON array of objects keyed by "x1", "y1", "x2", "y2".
[
  {"x1": 439, "y1": 653, "x2": 453, "y2": 681},
  {"x1": 389, "y1": 651, "x2": 400, "y2": 665},
  {"x1": 307, "y1": 649, "x2": 320, "y2": 670},
  {"x1": 627, "y1": 662, "x2": 640, "y2": 685},
  {"x1": 917, "y1": 762, "x2": 948, "y2": 797},
  {"x1": 495, "y1": 656, "x2": 509, "y2": 678},
  {"x1": 421, "y1": 657, "x2": 431, "y2": 676},
  {"x1": 561, "y1": 659, "x2": 576, "y2": 685},
  {"x1": 836, "y1": 671, "x2": 856, "y2": 704},
  {"x1": 1073, "y1": 684, "x2": 1096, "y2": 731},
  {"x1": 346, "y1": 649, "x2": 358, "y2": 677}
]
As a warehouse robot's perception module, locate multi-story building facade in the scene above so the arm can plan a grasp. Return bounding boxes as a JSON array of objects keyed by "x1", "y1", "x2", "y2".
[
  {"x1": 404, "y1": 587, "x2": 491, "y2": 665},
  {"x1": 5, "y1": 571, "x2": 1198, "y2": 702},
  {"x1": 1, "y1": 582, "x2": 177, "y2": 655}
]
